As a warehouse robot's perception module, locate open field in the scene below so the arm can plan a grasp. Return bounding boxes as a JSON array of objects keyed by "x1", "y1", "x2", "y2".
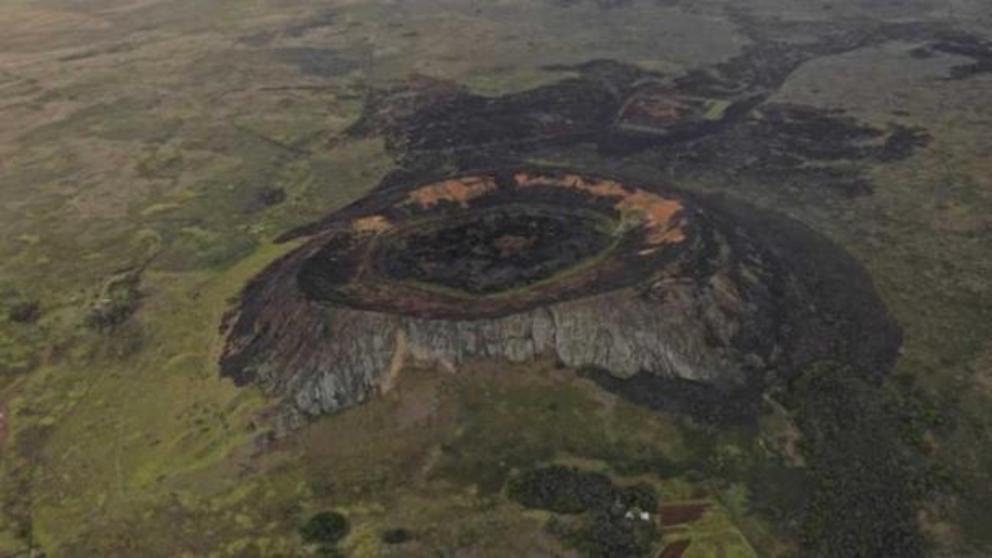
[{"x1": 1, "y1": 1, "x2": 991, "y2": 556}]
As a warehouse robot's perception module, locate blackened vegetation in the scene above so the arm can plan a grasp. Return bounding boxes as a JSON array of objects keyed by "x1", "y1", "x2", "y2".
[
  {"x1": 347, "y1": 22, "x2": 968, "y2": 199},
  {"x1": 683, "y1": 104, "x2": 930, "y2": 197},
  {"x1": 579, "y1": 370, "x2": 764, "y2": 425},
  {"x1": 706, "y1": 193, "x2": 903, "y2": 379},
  {"x1": 289, "y1": 171, "x2": 693, "y2": 320},
  {"x1": 508, "y1": 465, "x2": 660, "y2": 557},
  {"x1": 348, "y1": 68, "x2": 622, "y2": 160},
  {"x1": 584, "y1": 188, "x2": 902, "y2": 425},
  {"x1": 379, "y1": 209, "x2": 612, "y2": 295},
  {"x1": 910, "y1": 34, "x2": 992, "y2": 80}
]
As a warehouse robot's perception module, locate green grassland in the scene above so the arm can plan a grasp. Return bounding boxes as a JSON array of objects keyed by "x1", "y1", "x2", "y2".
[{"x1": 1, "y1": 0, "x2": 991, "y2": 556}]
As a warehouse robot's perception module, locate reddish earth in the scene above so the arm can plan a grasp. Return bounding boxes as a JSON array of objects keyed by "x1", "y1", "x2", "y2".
[
  {"x1": 659, "y1": 503, "x2": 709, "y2": 526},
  {"x1": 657, "y1": 539, "x2": 692, "y2": 558},
  {"x1": 514, "y1": 172, "x2": 686, "y2": 245},
  {"x1": 406, "y1": 175, "x2": 497, "y2": 208},
  {"x1": 621, "y1": 88, "x2": 692, "y2": 127}
]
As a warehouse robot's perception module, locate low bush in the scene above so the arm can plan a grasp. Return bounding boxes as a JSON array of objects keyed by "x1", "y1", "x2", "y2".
[{"x1": 300, "y1": 511, "x2": 349, "y2": 544}]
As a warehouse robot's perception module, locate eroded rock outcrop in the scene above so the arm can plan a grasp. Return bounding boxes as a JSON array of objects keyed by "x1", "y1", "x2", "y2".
[{"x1": 220, "y1": 169, "x2": 899, "y2": 423}]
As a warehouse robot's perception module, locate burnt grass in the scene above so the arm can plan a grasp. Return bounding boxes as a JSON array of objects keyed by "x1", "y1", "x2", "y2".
[
  {"x1": 270, "y1": 13, "x2": 981, "y2": 556},
  {"x1": 341, "y1": 18, "x2": 992, "y2": 201},
  {"x1": 910, "y1": 34, "x2": 992, "y2": 80},
  {"x1": 379, "y1": 209, "x2": 612, "y2": 294}
]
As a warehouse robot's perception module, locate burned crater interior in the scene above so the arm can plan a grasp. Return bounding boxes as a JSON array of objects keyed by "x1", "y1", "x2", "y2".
[
  {"x1": 376, "y1": 207, "x2": 615, "y2": 295},
  {"x1": 293, "y1": 171, "x2": 691, "y2": 321}
]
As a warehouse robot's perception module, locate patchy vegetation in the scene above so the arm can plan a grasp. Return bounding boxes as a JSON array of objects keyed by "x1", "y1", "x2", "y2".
[
  {"x1": 509, "y1": 465, "x2": 661, "y2": 557},
  {"x1": 786, "y1": 364, "x2": 937, "y2": 557},
  {"x1": 85, "y1": 269, "x2": 143, "y2": 331}
]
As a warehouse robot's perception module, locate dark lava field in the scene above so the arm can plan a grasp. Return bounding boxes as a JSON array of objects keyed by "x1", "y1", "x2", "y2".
[{"x1": 1, "y1": 1, "x2": 991, "y2": 557}]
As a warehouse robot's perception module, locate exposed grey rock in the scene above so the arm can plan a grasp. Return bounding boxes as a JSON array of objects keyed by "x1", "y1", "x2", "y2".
[{"x1": 221, "y1": 259, "x2": 758, "y2": 418}]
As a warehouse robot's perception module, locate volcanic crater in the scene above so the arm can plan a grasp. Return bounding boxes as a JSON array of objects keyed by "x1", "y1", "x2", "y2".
[{"x1": 220, "y1": 169, "x2": 899, "y2": 425}]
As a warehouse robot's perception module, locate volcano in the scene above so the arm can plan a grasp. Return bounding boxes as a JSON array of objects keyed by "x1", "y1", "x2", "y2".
[{"x1": 219, "y1": 169, "x2": 899, "y2": 424}]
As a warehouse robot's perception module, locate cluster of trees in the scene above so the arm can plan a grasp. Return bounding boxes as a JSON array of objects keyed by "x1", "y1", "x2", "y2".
[
  {"x1": 786, "y1": 364, "x2": 940, "y2": 558},
  {"x1": 507, "y1": 465, "x2": 660, "y2": 557},
  {"x1": 300, "y1": 511, "x2": 349, "y2": 557}
]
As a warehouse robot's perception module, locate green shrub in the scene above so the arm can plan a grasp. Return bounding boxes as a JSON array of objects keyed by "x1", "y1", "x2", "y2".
[
  {"x1": 7, "y1": 299, "x2": 40, "y2": 323},
  {"x1": 86, "y1": 271, "x2": 141, "y2": 331},
  {"x1": 788, "y1": 364, "x2": 930, "y2": 558},
  {"x1": 380, "y1": 527, "x2": 413, "y2": 544},
  {"x1": 508, "y1": 465, "x2": 661, "y2": 557},
  {"x1": 567, "y1": 510, "x2": 658, "y2": 558},
  {"x1": 507, "y1": 465, "x2": 614, "y2": 514},
  {"x1": 300, "y1": 511, "x2": 350, "y2": 544},
  {"x1": 616, "y1": 483, "x2": 657, "y2": 512}
]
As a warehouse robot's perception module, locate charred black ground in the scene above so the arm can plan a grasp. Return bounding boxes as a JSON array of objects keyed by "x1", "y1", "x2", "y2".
[
  {"x1": 293, "y1": 171, "x2": 690, "y2": 320},
  {"x1": 377, "y1": 207, "x2": 614, "y2": 295},
  {"x1": 326, "y1": 19, "x2": 992, "y2": 205}
]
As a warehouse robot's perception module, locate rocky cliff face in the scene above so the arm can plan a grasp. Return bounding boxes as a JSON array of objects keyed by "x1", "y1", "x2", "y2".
[
  {"x1": 240, "y1": 283, "x2": 751, "y2": 418},
  {"x1": 220, "y1": 170, "x2": 898, "y2": 424}
]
